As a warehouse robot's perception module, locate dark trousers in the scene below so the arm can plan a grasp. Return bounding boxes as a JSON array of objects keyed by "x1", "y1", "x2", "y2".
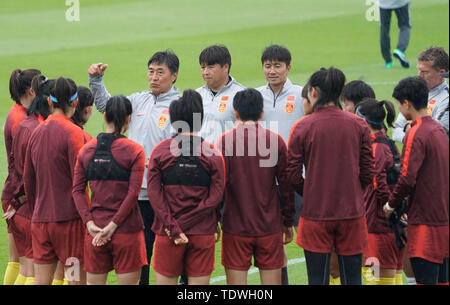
[
  {"x1": 138, "y1": 200, "x2": 156, "y2": 285},
  {"x1": 380, "y1": 4, "x2": 411, "y2": 63},
  {"x1": 304, "y1": 250, "x2": 363, "y2": 285},
  {"x1": 410, "y1": 257, "x2": 449, "y2": 285}
]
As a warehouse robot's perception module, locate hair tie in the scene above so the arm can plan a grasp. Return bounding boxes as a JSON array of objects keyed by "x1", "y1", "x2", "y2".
[
  {"x1": 69, "y1": 92, "x2": 78, "y2": 103},
  {"x1": 356, "y1": 108, "x2": 383, "y2": 126},
  {"x1": 50, "y1": 95, "x2": 59, "y2": 103},
  {"x1": 18, "y1": 69, "x2": 23, "y2": 75}
]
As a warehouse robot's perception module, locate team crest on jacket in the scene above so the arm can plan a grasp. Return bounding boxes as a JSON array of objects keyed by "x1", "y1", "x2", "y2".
[
  {"x1": 219, "y1": 96, "x2": 229, "y2": 113},
  {"x1": 427, "y1": 100, "x2": 436, "y2": 115},
  {"x1": 286, "y1": 102, "x2": 294, "y2": 114},
  {"x1": 158, "y1": 109, "x2": 169, "y2": 127}
]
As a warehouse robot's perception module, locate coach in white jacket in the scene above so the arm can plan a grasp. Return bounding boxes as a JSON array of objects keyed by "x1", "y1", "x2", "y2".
[
  {"x1": 196, "y1": 45, "x2": 246, "y2": 145},
  {"x1": 393, "y1": 47, "x2": 449, "y2": 142},
  {"x1": 257, "y1": 45, "x2": 304, "y2": 286}
]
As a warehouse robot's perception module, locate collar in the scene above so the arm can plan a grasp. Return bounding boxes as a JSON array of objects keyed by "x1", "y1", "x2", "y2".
[
  {"x1": 151, "y1": 86, "x2": 180, "y2": 102},
  {"x1": 430, "y1": 80, "x2": 448, "y2": 95},
  {"x1": 203, "y1": 76, "x2": 236, "y2": 95},
  {"x1": 266, "y1": 78, "x2": 292, "y2": 93}
]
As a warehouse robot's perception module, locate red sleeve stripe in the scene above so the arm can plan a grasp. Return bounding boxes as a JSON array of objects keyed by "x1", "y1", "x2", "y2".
[
  {"x1": 401, "y1": 117, "x2": 423, "y2": 177},
  {"x1": 372, "y1": 143, "x2": 378, "y2": 189}
]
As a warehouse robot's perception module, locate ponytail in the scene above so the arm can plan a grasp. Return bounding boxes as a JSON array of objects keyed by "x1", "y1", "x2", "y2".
[
  {"x1": 308, "y1": 67, "x2": 346, "y2": 111},
  {"x1": 105, "y1": 95, "x2": 132, "y2": 134},
  {"x1": 49, "y1": 77, "x2": 78, "y2": 114},
  {"x1": 27, "y1": 75, "x2": 54, "y2": 119},
  {"x1": 9, "y1": 68, "x2": 41, "y2": 104},
  {"x1": 357, "y1": 98, "x2": 396, "y2": 130},
  {"x1": 381, "y1": 100, "x2": 396, "y2": 128}
]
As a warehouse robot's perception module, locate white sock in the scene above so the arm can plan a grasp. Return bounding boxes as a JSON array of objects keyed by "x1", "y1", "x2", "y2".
[{"x1": 406, "y1": 277, "x2": 416, "y2": 285}]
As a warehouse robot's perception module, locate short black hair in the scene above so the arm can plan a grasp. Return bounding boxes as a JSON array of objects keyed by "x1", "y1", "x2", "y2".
[
  {"x1": 392, "y1": 77, "x2": 429, "y2": 110},
  {"x1": 261, "y1": 45, "x2": 291, "y2": 66},
  {"x1": 341, "y1": 80, "x2": 376, "y2": 107},
  {"x1": 105, "y1": 95, "x2": 133, "y2": 134},
  {"x1": 169, "y1": 89, "x2": 204, "y2": 133},
  {"x1": 148, "y1": 50, "x2": 180, "y2": 75},
  {"x1": 233, "y1": 88, "x2": 263, "y2": 121},
  {"x1": 199, "y1": 45, "x2": 232, "y2": 73}
]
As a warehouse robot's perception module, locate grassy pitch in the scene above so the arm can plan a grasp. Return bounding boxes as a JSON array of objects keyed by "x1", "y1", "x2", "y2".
[{"x1": 0, "y1": 0, "x2": 448, "y2": 285}]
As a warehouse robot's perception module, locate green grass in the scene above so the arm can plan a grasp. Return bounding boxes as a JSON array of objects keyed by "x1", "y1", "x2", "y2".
[{"x1": 0, "y1": 0, "x2": 448, "y2": 285}]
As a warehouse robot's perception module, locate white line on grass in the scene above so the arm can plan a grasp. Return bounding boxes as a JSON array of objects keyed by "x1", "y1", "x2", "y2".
[{"x1": 210, "y1": 257, "x2": 306, "y2": 284}]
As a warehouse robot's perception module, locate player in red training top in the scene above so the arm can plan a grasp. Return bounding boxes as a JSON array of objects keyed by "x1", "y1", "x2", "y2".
[
  {"x1": 385, "y1": 77, "x2": 449, "y2": 285},
  {"x1": 3, "y1": 75, "x2": 54, "y2": 285},
  {"x1": 287, "y1": 67, "x2": 375, "y2": 285},
  {"x1": 147, "y1": 90, "x2": 225, "y2": 285},
  {"x1": 2, "y1": 68, "x2": 40, "y2": 285},
  {"x1": 73, "y1": 95, "x2": 147, "y2": 285},
  {"x1": 23, "y1": 77, "x2": 87, "y2": 285},
  {"x1": 356, "y1": 98, "x2": 406, "y2": 285},
  {"x1": 217, "y1": 88, "x2": 295, "y2": 285}
]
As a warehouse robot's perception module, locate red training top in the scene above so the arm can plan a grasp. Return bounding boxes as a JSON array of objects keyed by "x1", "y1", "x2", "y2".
[
  {"x1": 217, "y1": 122, "x2": 295, "y2": 237},
  {"x1": 364, "y1": 129, "x2": 396, "y2": 233},
  {"x1": 147, "y1": 135, "x2": 225, "y2": 237},
  {"x1": 287, "y1": 106, "x2": 375, "y2": 221},
  {"x1": 2, "y1": 104, "x2": 27, "y2": 203},
  {"x1": 73, "y1": 134, "x2": 145, "y2": 233},
  {"x1": 10, "y1": 114, "x2": 43, "y2": 218},
  {"x1": 23, "y1": 114, "x2": 85, "y2": 223},
  {"x1": 389, "y1": 116, "x2": 449, "y2": 226}
]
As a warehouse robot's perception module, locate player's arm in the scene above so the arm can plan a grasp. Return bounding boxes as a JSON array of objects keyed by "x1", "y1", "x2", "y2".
[
  {"x1": 277, "y1": 137, "x2": 295, "y2": 231},
  {"x1": 359, "y1": 126, "x2": 376, "y2": 188},
  {"x1": 88, "y1": 62, "x2": 110, "y2": 113},
  {"x1": 110, "y1": 149, "x2": 146, "y2": 227},
  {"x1": 72, "y1": 152, "x2": 94, "y2": 225},
  {"x1": 385, "y1": 132, "x2": 425, "y2": 214},
  {"x1": 373, "y1": 146, "x2": 391, "y2": 204},
  {"x1": 286, "y1": 122, "x2": 305, "y2": 193},
  {"x1": 147, "y1": 145, "x2": 183, "y2": 238},
  {"x1": 175, "y1": 150, "x2": 226, "y2": 232}
]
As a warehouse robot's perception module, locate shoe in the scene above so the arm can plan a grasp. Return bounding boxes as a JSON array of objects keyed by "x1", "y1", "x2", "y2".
[
  {"x1": 393, "y1": 49, "x2": 410, "y2": 68},
  {"x1": 385, "y1": 62, "x2": 394, "y2": 68}
]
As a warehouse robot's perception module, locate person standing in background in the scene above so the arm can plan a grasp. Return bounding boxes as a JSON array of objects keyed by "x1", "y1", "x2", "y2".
[{"x1": 379, "y1": 0, "x2": 411, "y2": 69}]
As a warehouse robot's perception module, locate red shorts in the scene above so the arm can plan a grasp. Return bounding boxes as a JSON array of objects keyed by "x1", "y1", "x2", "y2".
[
  {"x1": 408, "y1": 224, "x2": 449, "y2": 264},
  {"x1": 2, "y1": 199, "x2": 13, "y2": 233},
  {"x1": 84, "y1": 230, "x2": 147, "y2": 274},
  {"x1": 32, "y1": 219, "x2": 85, "y2": 265},
  {"x1": 153, "y1": 234, "x2": 215, "y2": 277},
  {"x1": 10, "y1": 215, "x2": 33, "y2": 259},
  {"x1": 297, "y1": 216, "x2": 368, "y2": 256},
  {"x1": 221, "y1": 232, "x2": 284, "y2": 271},
  {"x1": 365, "y1": 232, "x2": 405, "y2": 270}
]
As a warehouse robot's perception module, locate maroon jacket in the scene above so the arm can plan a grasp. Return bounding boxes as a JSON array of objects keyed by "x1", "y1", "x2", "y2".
[
  {"x1": 10, "y1": 114, "x2": 43, "y2": 218},
  {"x1": 217, "y1": 122, "x2": 295, "y2": 237},
  {"x1": 73, "y1": 135, "x2": 145, "y2": 234},
  {"x1": 2, "y1": 104, "x2": 27, "y2": 203},
  {"x1": 286, "y1": 106, "x2": 375, "y2": 221},
  {"x1": 147, "y1": 135, "x2": 225, "y2": 237},
  {"x1": 23, "y1": 114, "x2": 85, "y2": 223},
  {"x1": 364, "y1": 129, "x2": 396, "y2": 233},
  {"x1": 389, "y1": 116, "x2": 449, "y2": 226}
]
